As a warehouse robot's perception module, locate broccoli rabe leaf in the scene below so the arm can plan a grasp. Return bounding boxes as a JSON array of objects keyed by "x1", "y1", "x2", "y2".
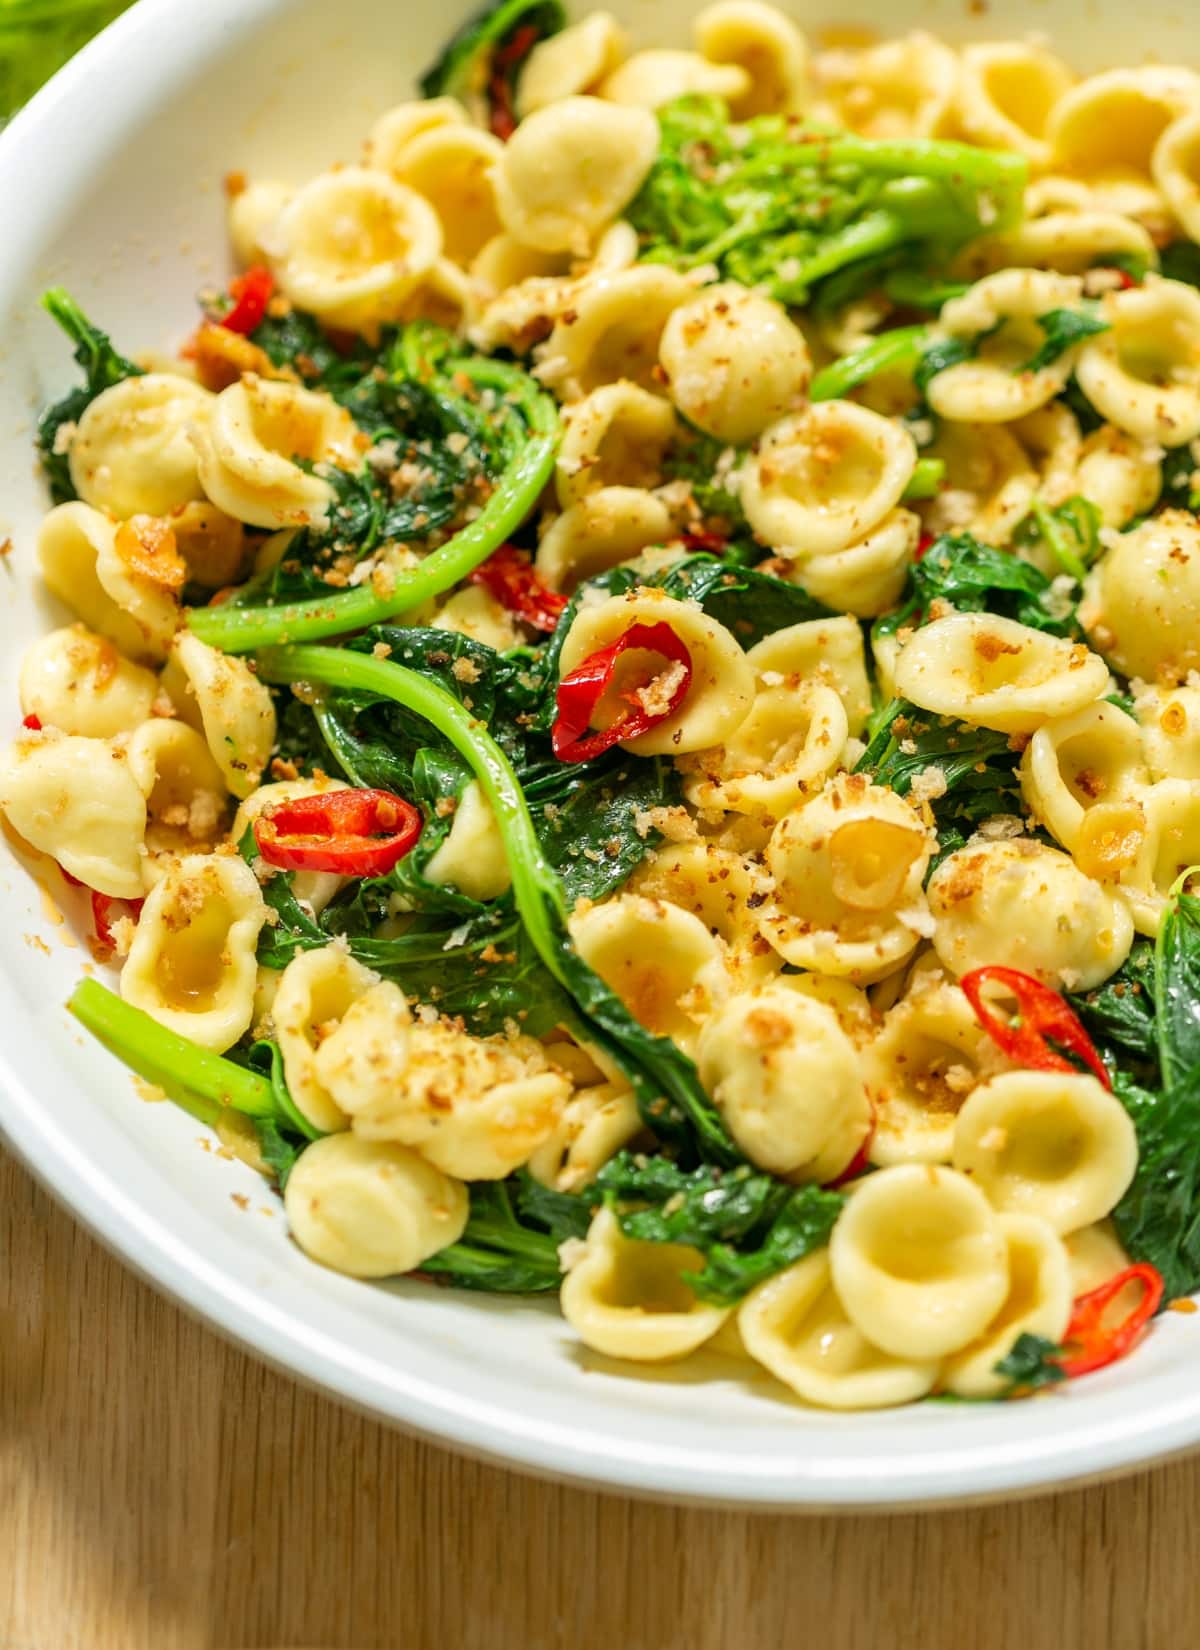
[
  {"x1": 912, "y1": 334, "x2": 977, "y2": 397},
  {"x1": 1155, "y1": 886, "x2": 1200, "y2": 1091},
  {"x1": 629, "y1": 96, "x2": 1026, "y2": 306},
  {"x1": 876, "y1": 531, "x2": 1079, "y2": 642},
  {"x1": 854, "y1": 699, "x2": 1023, "y2": 843},
  {"x1": 419, "y1": 0, "x2": 565, "y2": 131},
  {"x1": 36, "y1": 288, "x2": 142, "y2": 502},
  {"x1": 595, "y1": 1153, "x2": 845, "y2": 1305},
  {"x1": 1013, "y1": 496, "x2": 1102, "y2": 584},
  {"x1": 993, "y1": 1333, "x2": 1067, "y2": 1393},
  {"x1": 1158, "y1": 241, "x2": 1200, "y2": 289},
  {"x1": 1021, "y1": 306, "x2": 1109, "y2": 372},
  {"x1": 1069, "y1": 940, "x2": 1159, "y2": 1075},
  {"x1": 420, "y1": 1178, "x2": 574, "y2": 1294}
]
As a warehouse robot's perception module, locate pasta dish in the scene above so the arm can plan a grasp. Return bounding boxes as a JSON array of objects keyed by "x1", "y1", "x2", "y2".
[{"x1": 7, "y1": 0, "x2": 1200, "y2": 1412}]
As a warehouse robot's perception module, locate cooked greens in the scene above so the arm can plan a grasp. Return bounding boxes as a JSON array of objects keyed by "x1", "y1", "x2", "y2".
[{"x1": 36, "y1": 288, "x2": 142, "y2": 503}]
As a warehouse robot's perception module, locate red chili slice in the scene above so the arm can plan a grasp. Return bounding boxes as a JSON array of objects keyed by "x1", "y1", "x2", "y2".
[
  {"x1": 253, "y1": 787, "x2": 422, "y2": 876},
  {"x1": 21, "y1": 713, "x2": 42, "y2": 730},
  {"x1": 914, "y1": 531, "x2": 936, "y2": 561},
  {"x1": 1057, "y1": 1263, "x2": 1163, "y2": 1377},
  {"x1": 826, "y1": 1103, "x2": 877, "y2": 1189},
  {"x1": 679, "y1": 529, "x2": 730, "y2": 555},
  {"x1": 552, "y1": 622, "x2": 693, "y2": 763},
  {"x1": 960, "y1": 965, "x2": 1111, "y2": 1089},
  {"x1": 91, "y1": 890, "x2": 144, "y2": 951},
  {"x1": 488, "y1": 23, "x2": 541, "y2": 140},
  {"x1": 220, "y1": 265, "x2": 275, "y2": 335},
  {"x1": 469, "y1": 544, "x2": 567, "y2": 633}
]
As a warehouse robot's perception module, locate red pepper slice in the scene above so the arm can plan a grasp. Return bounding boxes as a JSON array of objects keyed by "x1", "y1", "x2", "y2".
[
  {"x1": 219, "y1": 265, "x2": 274, "y2": 335},
  {"x1": 826, "y1": 1103, "x2": 877, "y2": 1189},
  {"x1": 679, "y1": 529, "x2": 730, "y2": 555},
  {"x1": 469, "y1": 545, "x2": 567, "y2": 633},
  {"x1": 253, "y1": 787, "x2": 422, "y2": 876},
  {"x1": 914, "y1": 531, "x2": 936, "y2": 561},
  {"x1": 487, "y1": 23, "x2": 540, "y2": 140},
  {"x1": 91, "y1": 890, "x2": 144, "y2": 951},
  {"x1": 552, "y1": 622, "x2": 693, "y2": 763},
  {"x1": 21, "y1": 713, "x2": 42, "y2": 730},
  {"x1": 1057, "y1": 1263, "x2": 1163, "y2": 1377},
  {"x1": 960, "y1": 965, "x2": 1111, "y2": 1089}
]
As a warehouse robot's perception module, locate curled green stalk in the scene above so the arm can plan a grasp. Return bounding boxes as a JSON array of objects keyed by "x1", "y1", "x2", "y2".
[
  {"x1": 187, "y1": 360, "x2": 559, "y2": 656},
  {"x1": 68, "y1": 977, "x2": 275, "y2": 1124},
  {"x1": 258, "y1": 642, "x2": 742, "y2": 1163},
  {"x1": 809, "y1": 325, "x2": 928, "y2": 402}
]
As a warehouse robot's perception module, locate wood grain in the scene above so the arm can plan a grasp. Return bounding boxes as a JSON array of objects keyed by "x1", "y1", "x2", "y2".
[{"x1": 2, "y1": 1141, "x2": 1197, "y2": 1650}]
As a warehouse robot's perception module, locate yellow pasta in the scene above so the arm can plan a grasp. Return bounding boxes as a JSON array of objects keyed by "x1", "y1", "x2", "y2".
[
  {"x1": 18, "y1": 624, "x2": 156, "y2": 738},
  {"x1": 955, "y1": 42, "x2": 1074, "y2": 170},
  {"x1": 692, "y1": 0, "x2": 809, "y2": 118},
  {"x1": 738, "y1": 1251, "x2": 939, "y2": 1410},
  {"x1": 560, "y1": 1207, "x2": 732, "y2": 1361},
  {"x1": 284, "y1": 1133, "x2": 469, "y2": 1280},
  {"x1": 829, "y1": 1165, "x2": 1010, "y2": 1360},
  {"x1": 1081, "y1": 509, "x2": 1200, "y2": 682},
  {"x1": 69, "y1": 372, "x2": 215, "y2": 518},
  {"x1": 271, "y1": 945, "x2": 382, "y2": 1133},
  {"x1": 942, "y1": 1215, "x2": 1074, "y2": 1399},
  {"x1": 599, "y1": 49, "x2": 749, "y2": 110},
  {"x1": 517, "y1": 13, "x2": 629, "y2": 116},
  {"x1": 0, "y1": 730, "x2": 146, "y2": 898},
  {"x1": 537, "y1": 264, "x2": 694, "y2": 398},
  {"x1": 927, "y1": 271, "x2": 1089, "y2": 423},
  {"x1": 697, "y1": 985, "x2": 869, "y2": 1178},
  {"x1": 758, "y1": 774, "x2": 934, "y2": 984},
  {"x1": 1076, "y1": 278, "x2": 1200, "y2": 447},
  {"x1": 658, "y1": 282, "x2": 811, "y2": 444},
  {"x1": 953, "y1": 1070, "x2": 1138, "y2": 1234},
  {"x1": 554, "y1": 379, "x2": 677, "y2": 507},
  {"x1": 928, "y1": 839, "x2": 1134, "y2": 991},
  {"x1": 393, "y1": 125, "x2": 505, "y2": 265},
  {"x1": 37, "y1": 501, "x2": 179, "y2": 662},
  {"x1": 535, "y1": 488, "x2": 674, "y2": 591},
  {"x1": 1019, "y1": 700, "x2": 1149, "y2": 854},
  {"x1": 161, "y1": 631, "x2": 276, "y2": 799},
  {"x1": 121, "y1": 853, "x2": 267, "y2": 1050},
  {"x1": 679, "y1": 675, "x2": 848, "y2": 818}
]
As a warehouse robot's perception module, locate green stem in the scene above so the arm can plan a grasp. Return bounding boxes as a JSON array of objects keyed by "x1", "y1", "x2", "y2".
[
  {"x1": 187, "y1": 374, "x2": 558, "y2": 655},
  {"x1": 777, "y1": 209, "x2": 910, "y2": 300},
  {"x1": 1030, "y1": 499, "x2": 1088, "y2": 583},
  {"x1": 257, "y1": 646, "x2": 571, "y2": 983},
  {"x1": 810, "y1": 325, "x2": 927, "y2": 402},
  {"x1": 69, "y1": 978, "x2": 275, "y2": 1119},
  {"x1": 902, "y1": 457, "x2": 945, "y2": 501}
]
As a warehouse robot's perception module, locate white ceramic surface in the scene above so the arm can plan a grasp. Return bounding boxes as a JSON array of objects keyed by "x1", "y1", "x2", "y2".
[{"x1": 2, "y1": 0, "x2": 1200, "y2": 1511}]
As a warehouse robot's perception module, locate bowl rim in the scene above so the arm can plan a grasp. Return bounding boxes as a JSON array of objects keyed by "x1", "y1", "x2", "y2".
[{"x1": 4, "y1": 0, "x2": 1200, "y2": 1512}]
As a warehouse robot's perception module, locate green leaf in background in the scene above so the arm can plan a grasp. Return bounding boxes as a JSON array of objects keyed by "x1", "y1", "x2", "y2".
[{"x1": 0, "y1": 0, "x2": 134, "y2": 119}]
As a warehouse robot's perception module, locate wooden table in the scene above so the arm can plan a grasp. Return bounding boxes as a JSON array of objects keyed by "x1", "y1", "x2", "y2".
[{"x1": 3, "y1": 1143, "x2": 1197, "y2": 1650}]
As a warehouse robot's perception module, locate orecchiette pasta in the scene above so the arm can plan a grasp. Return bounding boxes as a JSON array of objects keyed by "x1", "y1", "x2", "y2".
[
  {"x1": 537, "y1": 265, "x2": 694, "y2": 399},
  {"x1": 829, "y1": 1164, "x2": 1010, "y2": 1360},
  {"x1": 127, "y1": 718, "x2": 229, "y2": 863},
  {"x1": 740, "y1": 400, "x2": 918, "y2": 559},
  {"x1": 738, "y1": 1251, "x2": 940, "y2": 1410},
  {"x1": 18, "y1": 625, "x2": 157, "y2": 738},
  {"x1": 268, "y1": 167, "x2": 444, "y2": 332},
  {"x1": 928, "y1": 838, "x2": 1134, "y2": 991},
  {"x1": 493, "y1": 96, "x2": 659, "y2": 254},
  {"x1": 941, "y1": 1214, "x2": 1074, "y2": 1399},
  {"x1": 555, "y1": 588, "x2": 755, "y2": 754},
  {"x1": 69, "y1": 373, "x2": 215, "y2": 519},
  {"x1": 792, "y1": 507, "x2": 919, "y2": 619},
  {"x1": 1020, "y1": 700, "x2": 1149, "y2": 853},
  {"x1": 1116, "y1": 778, "x2": 1200, "y2": 936},
  {"x1": 658, "y1": 282, "x2": 811, "y2": 444},
  {"x1": 955, "y1": 42, "x2": 1075, "y2": 169},
  {"x1": 271, "y1": 945, "x2": 382, "y2": 1133},
  {"x1": 393, "y1": 126, "x2": 505, "y2": 265},
  {"x1": 570, "y1": 894, "x2": 728, "y2": 1054},
  {"x1": 284, "y1": 1133, "x2": 469, "y2": 1280},
  {"x1": 746, "y1": 615, "x2": 872, "y2": 736},
  {"x1": 927, "y1": 271, "x2": 1089, "y2": 424},
  {"x1": 364, "y1": 97, "x2": 468, "y2": 175},
  {"x1": 893, "y1": 612, "x2": 1110, "y2": 735},
  {"x1": 1048, "y1": 65, "x2": 1200, "y2": 182},
  {"x1": 1082, "y1": 510, "x2": 1200, "y2": 682},
  {"x1": 0, "y1": 731, "x2": 146, "y2": 897},
  {"x1": 168, "y1": 501, "x2": 248, "y2": 590},
  {"x1": 862, "y1": 976, "x2": 1007, "y2": 1166},
  {"x1": 692, "y1": 0, "x2": 809, "y2": 118},
  {"x1": 1073, "y1": 423, "x2": 1162, "y2": 529},
  {"x1": 757, "y1": 774, "x2": 934, "y2": 984},
  {"x1": 952, "y1": 1070, "x2": 1138, "y2": 1233},
  {"x1": 516, "y1": 12, "x2": 629, "y2": 116},
  {"x1": 526, "y1": 1079, "x2": 642, "y2": 1193},
  {"x1": 535, "y1": 488, "x2": 674, "y2": 592},
  {"x1": 1075, "y1": 279, "x2": 1200, "y2": 448},
  {"x1": 599, "y1": 49, "x2": 749, "y2": 110},
  {"x1": 696, "y1": 985, "x2": 869, "y2": 1178},
  {"x1": 1137, "y1": 684, "x2": 1200, "y2": 781},
  {"x1": 1153, "y1": 110, "x2": 1200, "y2": 242},
  {"x1": 227, "y1": 178, "x2": 294, "y2": 266},
  {"x1": 679, "y1": 675, "x2": 848, "y2": 817},
  {"x1": 121, "y1": 853, "x2": 267, "y2": 1050},
  {"x1": 554, "y1": 379, "x2": 677, "y2": 507},
  {"x1": 161, "y1": 631, "x2": 276, "y2": 799},
  {"x1": 627, "y1": 840, "x2": 773, "y2": 983},
  {"x1": 191, "y1": 374, "x2": 361, "y2": 530},
  {"x1": 422, "y1": 779, "x2": 512, "y2": 902},
  {"x1": 559, "y1": 1207, "x2": 732, "y2": 1361},
  {"x1": 314, "y1": 983, "x2": 569, "y2": 1180},
  {"x1": 812, "y1": 32, "x2": 957, "y2": 140},
  {"x1": 37, "y1": 501, "x2": 179, "y2": 662}
]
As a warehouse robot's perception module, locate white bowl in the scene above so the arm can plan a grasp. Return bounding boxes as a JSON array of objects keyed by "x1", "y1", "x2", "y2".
[{"x1": 3, "y1": 0, "x2": 1200, "y2": 1510}]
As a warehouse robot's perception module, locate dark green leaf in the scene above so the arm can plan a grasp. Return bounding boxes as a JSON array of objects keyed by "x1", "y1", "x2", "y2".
[
  {"x1": 419, "y1": 0, "x2": 565, "y2": 113},
  {"x1": 421, "y1": 1179, "x2": 573, "y2": 1294},
  {"x1": 1159, "y1": 241, "x2": 1200, "y2": 289},
  {"x1": 1021, "y1": 306, "x2": 1109, "y2": 373},
  {"x1": 993, "y1": 1332, "x2": 1067, "y2": 1392},
  {"x1": 1156, "y1": 887, "x2": 1200, "y2": 1090},
  {"x1": 36, "y1": 288, "x2": 142, "y2": 502},
  {"x1": 913, "y1": 334, "x2": 977, "y2": 397}
]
